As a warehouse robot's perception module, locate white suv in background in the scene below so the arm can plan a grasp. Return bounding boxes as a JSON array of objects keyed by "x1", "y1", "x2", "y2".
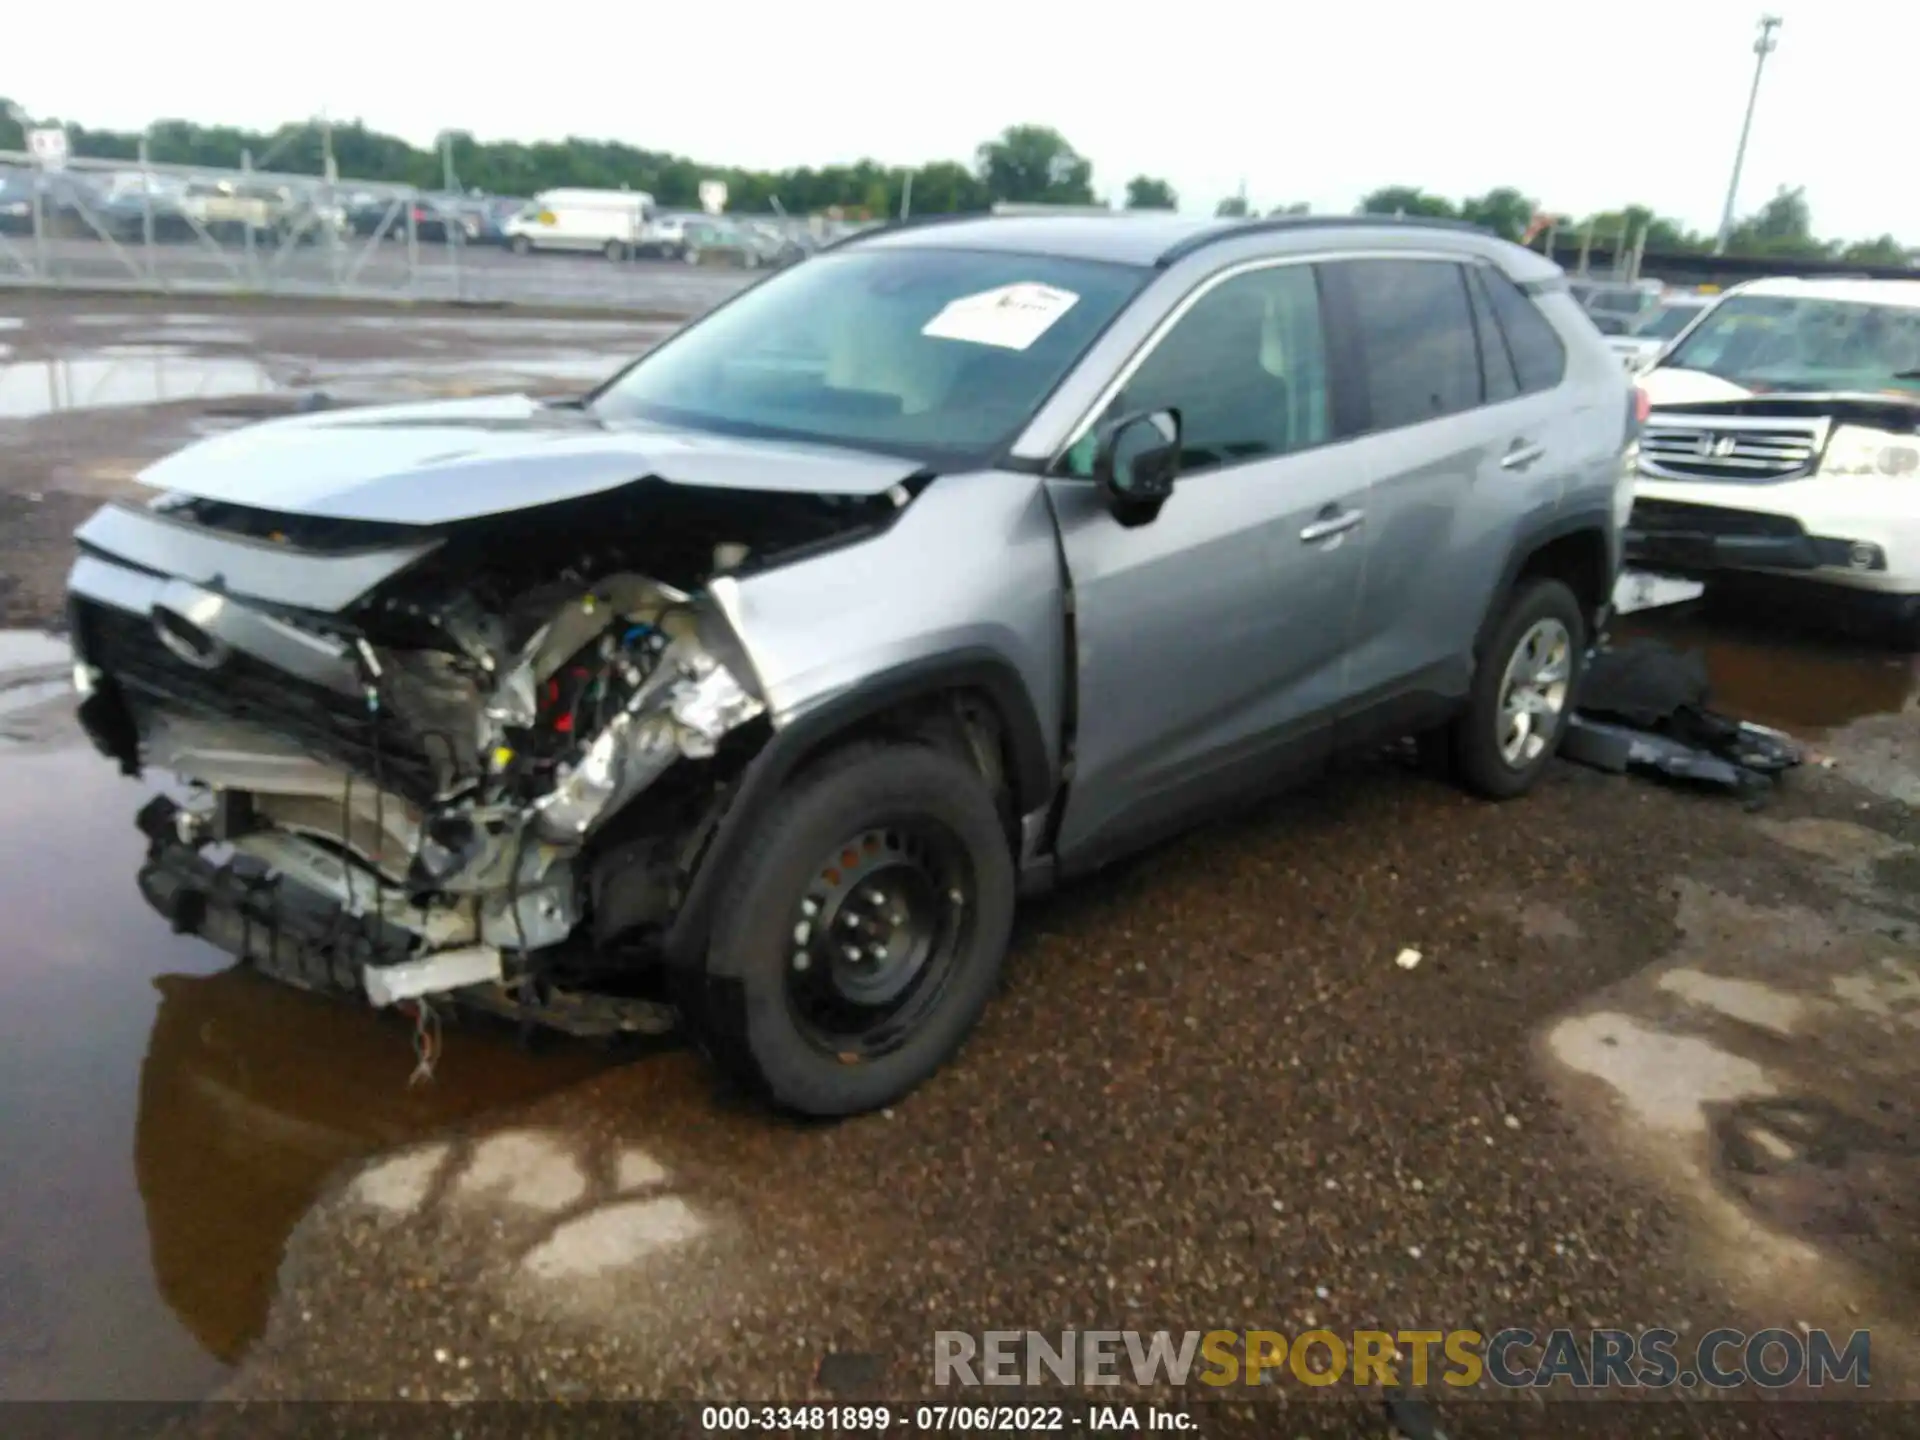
[
  {"x1": 1627, "y1": 276, "x2": 1920, "y2": 643},
  {"x1": 1604, "y1": 292, "x2": 1719, "y2": 374}
]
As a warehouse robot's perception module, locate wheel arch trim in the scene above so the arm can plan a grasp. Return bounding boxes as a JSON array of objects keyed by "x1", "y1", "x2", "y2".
[{"x1": 660, "y1": 649, "x2": 1054, "y2": 968}]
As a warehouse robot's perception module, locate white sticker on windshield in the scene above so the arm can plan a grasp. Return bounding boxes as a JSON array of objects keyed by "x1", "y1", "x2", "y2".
[{"x1": 921, "y1": 283, "x2": 1080, "y2": 351}]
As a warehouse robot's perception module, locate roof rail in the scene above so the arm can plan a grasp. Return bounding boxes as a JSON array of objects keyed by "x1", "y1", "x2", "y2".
[
  {"x1": 814, "y1": 210, "x2": 992, "y2": 255},
  {"x1": 1154, "y1": 213, "x2": 1495, "y2": 267}
]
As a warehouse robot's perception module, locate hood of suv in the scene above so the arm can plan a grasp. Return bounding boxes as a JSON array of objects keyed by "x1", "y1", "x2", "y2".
[
  {"x1": 137, "y1": 393, "x2": 928, "y2": 525},
  {"x1": 1638, "y1": 366, "x2": 1758, "y2": 407}
]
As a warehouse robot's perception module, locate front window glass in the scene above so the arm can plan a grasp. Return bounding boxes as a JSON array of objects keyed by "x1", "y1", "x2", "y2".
[
  {"x1": 1065, "y1": 263, "x2": 1329, "y2": 477},
  {"x1": 590, "y1": 247, "x2": 1146, "y2": 461},
  {"x1": 1660, "y1": 295, "x2": 1920, "y2": 394}
]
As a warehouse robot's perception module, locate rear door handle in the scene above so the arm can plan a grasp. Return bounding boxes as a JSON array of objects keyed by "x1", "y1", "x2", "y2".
[
  {"x1": 1300, "y1": 507, "x2": 1365, "y2": 544},
  {"x1": 1501, "y1": 441, "x2": 1546, "y2": 471}
]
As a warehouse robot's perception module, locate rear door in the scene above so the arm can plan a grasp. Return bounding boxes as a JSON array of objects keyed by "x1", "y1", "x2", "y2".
[
  {"x1": 1321, "y1": 256, "x2": 1573, "y2": 714},
  {"x1": 1045, "y1": 258, "x2": 1371, "y2": 864}
]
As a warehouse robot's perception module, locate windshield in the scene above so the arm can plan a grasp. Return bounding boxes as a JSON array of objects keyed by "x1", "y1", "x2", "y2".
[
  {"x1": 1659, "y1": 294, "x2": 1920, "y2": 395},
  {"x1": 1630, "y1": 303, "x2": 1707, "y2": 340},
  {"x1": 589, "y1": 247, "x2": 1146, "y2": 461}
]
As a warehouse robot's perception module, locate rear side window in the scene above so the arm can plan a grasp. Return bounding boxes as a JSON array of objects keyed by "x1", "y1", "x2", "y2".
[
  {"x1": 1478, "y1": 268, "x2": 1567, "y2": 393},
  {"x1": 1338, "y1": 259, "x2": 1481, "y2": 431}
]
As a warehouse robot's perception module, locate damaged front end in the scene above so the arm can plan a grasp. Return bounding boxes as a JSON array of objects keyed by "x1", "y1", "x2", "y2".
[{"x1": 67, "y1": 477, "x2": 890, "y2": 1035}]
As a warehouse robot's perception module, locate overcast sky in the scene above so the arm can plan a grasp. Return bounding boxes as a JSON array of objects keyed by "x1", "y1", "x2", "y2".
[{"x1": 12, "y1": 1, "x2": 1914, "y2": 243}]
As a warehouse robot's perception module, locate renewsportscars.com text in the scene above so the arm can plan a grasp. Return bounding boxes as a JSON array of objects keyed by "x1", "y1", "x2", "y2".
[{"x1": 932, "y1": 1327, "x2": 1871, "y2": 1390}]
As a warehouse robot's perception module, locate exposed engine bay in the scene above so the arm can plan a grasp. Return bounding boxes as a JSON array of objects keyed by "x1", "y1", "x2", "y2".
[{"x1": 69, "y1": 477, "x2": 910, "y2": 1035}]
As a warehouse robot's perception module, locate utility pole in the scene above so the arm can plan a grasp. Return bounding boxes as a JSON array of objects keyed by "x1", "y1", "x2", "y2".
[
  {"x1": 900, "y1": 170, "x2": 913, "y2": 220},
  {"x1": 441, "y1": 132, "x2": 456, "y2": 194},
  {"x1": 1713, "y1": 14, "x2": 1782, "y2": 256}
]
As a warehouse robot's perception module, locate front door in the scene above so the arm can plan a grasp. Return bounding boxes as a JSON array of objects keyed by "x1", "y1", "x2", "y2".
[{"x1": 1044, "y1": 259, "x2": 1370, "y2": 867}]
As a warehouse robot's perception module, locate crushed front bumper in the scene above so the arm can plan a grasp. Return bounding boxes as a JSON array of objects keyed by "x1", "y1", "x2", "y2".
[
  {"x1": 132, "y1": 795, "x2": 678, "y2": 1036},
  {"x1": 135, "y1": 794, "x2": 422, "y2": 999}
]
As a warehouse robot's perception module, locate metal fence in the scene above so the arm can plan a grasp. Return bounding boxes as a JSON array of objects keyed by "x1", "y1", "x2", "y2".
[{"x1": 0, "y1": 150, "x2": 760, "y2": 315}]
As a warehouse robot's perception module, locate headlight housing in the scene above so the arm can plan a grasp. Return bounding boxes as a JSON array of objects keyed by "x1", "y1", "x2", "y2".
[{"x1": 1821, "y1": 427, "x2": 1920, "y2": 478}]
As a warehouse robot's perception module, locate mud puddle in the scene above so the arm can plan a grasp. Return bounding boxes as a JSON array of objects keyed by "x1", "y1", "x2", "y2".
[
  {"x1": 0, "y1": 635, "x2": 614, "y2": 1399},
  {"x1": 1613, "y1": 572, "x2": 1919, "y2": 740}
]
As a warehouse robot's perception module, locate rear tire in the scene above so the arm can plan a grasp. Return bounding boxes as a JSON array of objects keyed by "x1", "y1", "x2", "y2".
[
  {"x1": 509, "y1": 235, "x2": 532, "y2": 256},
  {"x1": 604, "y1": 239, "x2": 630, "y2": 262},
  {"x1": 680, "y1": 743, "x2": 1015, "y2": 1117},
  {"x1": 1450, "y1": 578, "x2": 1588, "y2": 800}
]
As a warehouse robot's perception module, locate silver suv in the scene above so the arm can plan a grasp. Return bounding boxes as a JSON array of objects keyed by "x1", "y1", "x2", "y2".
[{"x1": 67, "y1": 214, "x2": 1634, "y2": 1116}]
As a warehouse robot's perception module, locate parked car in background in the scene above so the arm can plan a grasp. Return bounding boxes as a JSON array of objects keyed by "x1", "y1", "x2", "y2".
[
  {"x1": 0, "y1": 169, "x2": 41, "y2": 235},
  {"x1": 0, "y1": 167, "x2": 103, "y2": 235},
  {"x1": 87, "y1": 170, "x2": 197, "y2": 241},
  {"x1": 1605, "y1": 293, "x2": 1719, "y2": 374},
  {"x1": 475, "y1": 196, "x2": 529, "y2": 245},
  {"x1": 65, "y1": 212, "x2": 1631, "y2": 1117},
  {"x1": 179, "y1": 179, "x2": 294, "y2": 243},
  {"x1": 343, "y1": 189, "x2": 406, "y2": 238},
  {"x1": 1628, "y1": 276, "x2": 1920, "y2": 643},
  {"x1": 637, "y1": 212, "x2": 693, "y2": 259},
  {"x1": 406, "y1": 194, "x2": 485, "y2": 245},
  {"x1": 503, "y1": 188, "x2": 656, "y2": 260},
  {"x1": 739, "y1": 218, "x2": 809, "y2": 268},
  {"x1": 1570, "y1": 279, "x2": 1665, "y2": 334},
  {"x1": 681, "y1": 217, "x2": 773, "y2": 268}
]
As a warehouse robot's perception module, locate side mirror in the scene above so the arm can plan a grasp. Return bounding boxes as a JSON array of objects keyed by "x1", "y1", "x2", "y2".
[{"x1": 1094, "y1": 409, "x2": 1182, "y2": 523}]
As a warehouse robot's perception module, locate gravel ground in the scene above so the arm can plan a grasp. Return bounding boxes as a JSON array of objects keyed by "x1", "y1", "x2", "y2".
[{"x1": 2, "y1": 296, "x2": 1917, "y2": 1436}]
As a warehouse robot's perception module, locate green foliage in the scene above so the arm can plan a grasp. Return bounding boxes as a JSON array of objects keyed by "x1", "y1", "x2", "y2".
[
  {"x1": 1357, "y1": 186, "x2": 1456, "y2": 219},
  {"x1": 1215, "y1": 195, "x2": 1250, "y2": 218},
  {"x1": 1456, "y1": 188, "x2": 1535, "y2": 241},
  {"x1": 1124, "y1": 175, "x2": 1178, "y2": 210},
  {"x1": 974, "y1": 125, "x2": 1094, "y2": 206}
]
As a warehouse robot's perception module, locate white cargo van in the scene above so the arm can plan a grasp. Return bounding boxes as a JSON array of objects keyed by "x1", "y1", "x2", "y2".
[{"x1": 503, "y1": 188, "x2": 657, "y2": 260}]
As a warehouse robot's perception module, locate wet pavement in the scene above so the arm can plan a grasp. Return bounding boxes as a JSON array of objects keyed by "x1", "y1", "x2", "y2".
[
  {"x1": 0, "y1": 634, "x2": 614, "y2": 1400},
  {"x1": 1, "y1": 296, "x2": 1918, "y2": 1425}
]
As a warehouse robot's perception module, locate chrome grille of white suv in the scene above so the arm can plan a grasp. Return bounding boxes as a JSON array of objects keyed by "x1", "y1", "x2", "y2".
[{"x1": 1637, "y1": 414, "x2": 1828, "y2": 484}]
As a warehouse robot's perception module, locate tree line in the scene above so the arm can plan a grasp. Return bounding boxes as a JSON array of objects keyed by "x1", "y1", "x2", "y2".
[{"x1": 1, "y1": 101, "x2": 1907, "y2": 261}]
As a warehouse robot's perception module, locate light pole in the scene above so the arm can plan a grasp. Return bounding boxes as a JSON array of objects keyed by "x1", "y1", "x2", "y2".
[{"x1": 1713, "y1": 14, "x2": 1783, "y2": 256}]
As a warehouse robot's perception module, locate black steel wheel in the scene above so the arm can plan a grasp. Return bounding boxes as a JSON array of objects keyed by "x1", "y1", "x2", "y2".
[
  {"x1": 684, "y1": 743, "x2": 1015, "y2": 1116},
  {"x1": 784, "y1": 821, "x2": 973, "y2": 1061}
]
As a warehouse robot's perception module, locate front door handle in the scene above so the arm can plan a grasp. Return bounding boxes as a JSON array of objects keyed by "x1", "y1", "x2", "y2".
[
  {"x1": 1300, "y1": 507, "x2": 1365, "y2": 544},
  {"x1": 1501, "y1": 440, "x2": 1547, "y2": 471}
]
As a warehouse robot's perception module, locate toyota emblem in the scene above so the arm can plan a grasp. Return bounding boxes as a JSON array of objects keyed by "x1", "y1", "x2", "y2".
[{"x1": 153, "y1": 607, "x2": 230, "y2": 671}]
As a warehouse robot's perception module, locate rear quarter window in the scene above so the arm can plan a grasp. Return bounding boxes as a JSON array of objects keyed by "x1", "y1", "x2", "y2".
[
  {"x1": 1479, "y1": 268, "x2": 1568, "y2": 393},
  {"x1": 1335, "y1": 258, "x2": 1482, "y2": 432}
]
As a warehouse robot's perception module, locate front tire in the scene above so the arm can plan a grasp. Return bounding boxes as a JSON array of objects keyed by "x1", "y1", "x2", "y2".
[
  {"x1": 682, "y1": 744, "x2": 1015, "y2": 1117},
  {"x1": 1449, "y1": 578, "x2": 1587, "y2": 800}
]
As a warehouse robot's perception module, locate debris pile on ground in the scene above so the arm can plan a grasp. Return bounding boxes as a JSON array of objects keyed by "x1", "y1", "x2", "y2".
[{"x1": 1565, "y1": 639, "x2": 1803, "y2": 796}]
